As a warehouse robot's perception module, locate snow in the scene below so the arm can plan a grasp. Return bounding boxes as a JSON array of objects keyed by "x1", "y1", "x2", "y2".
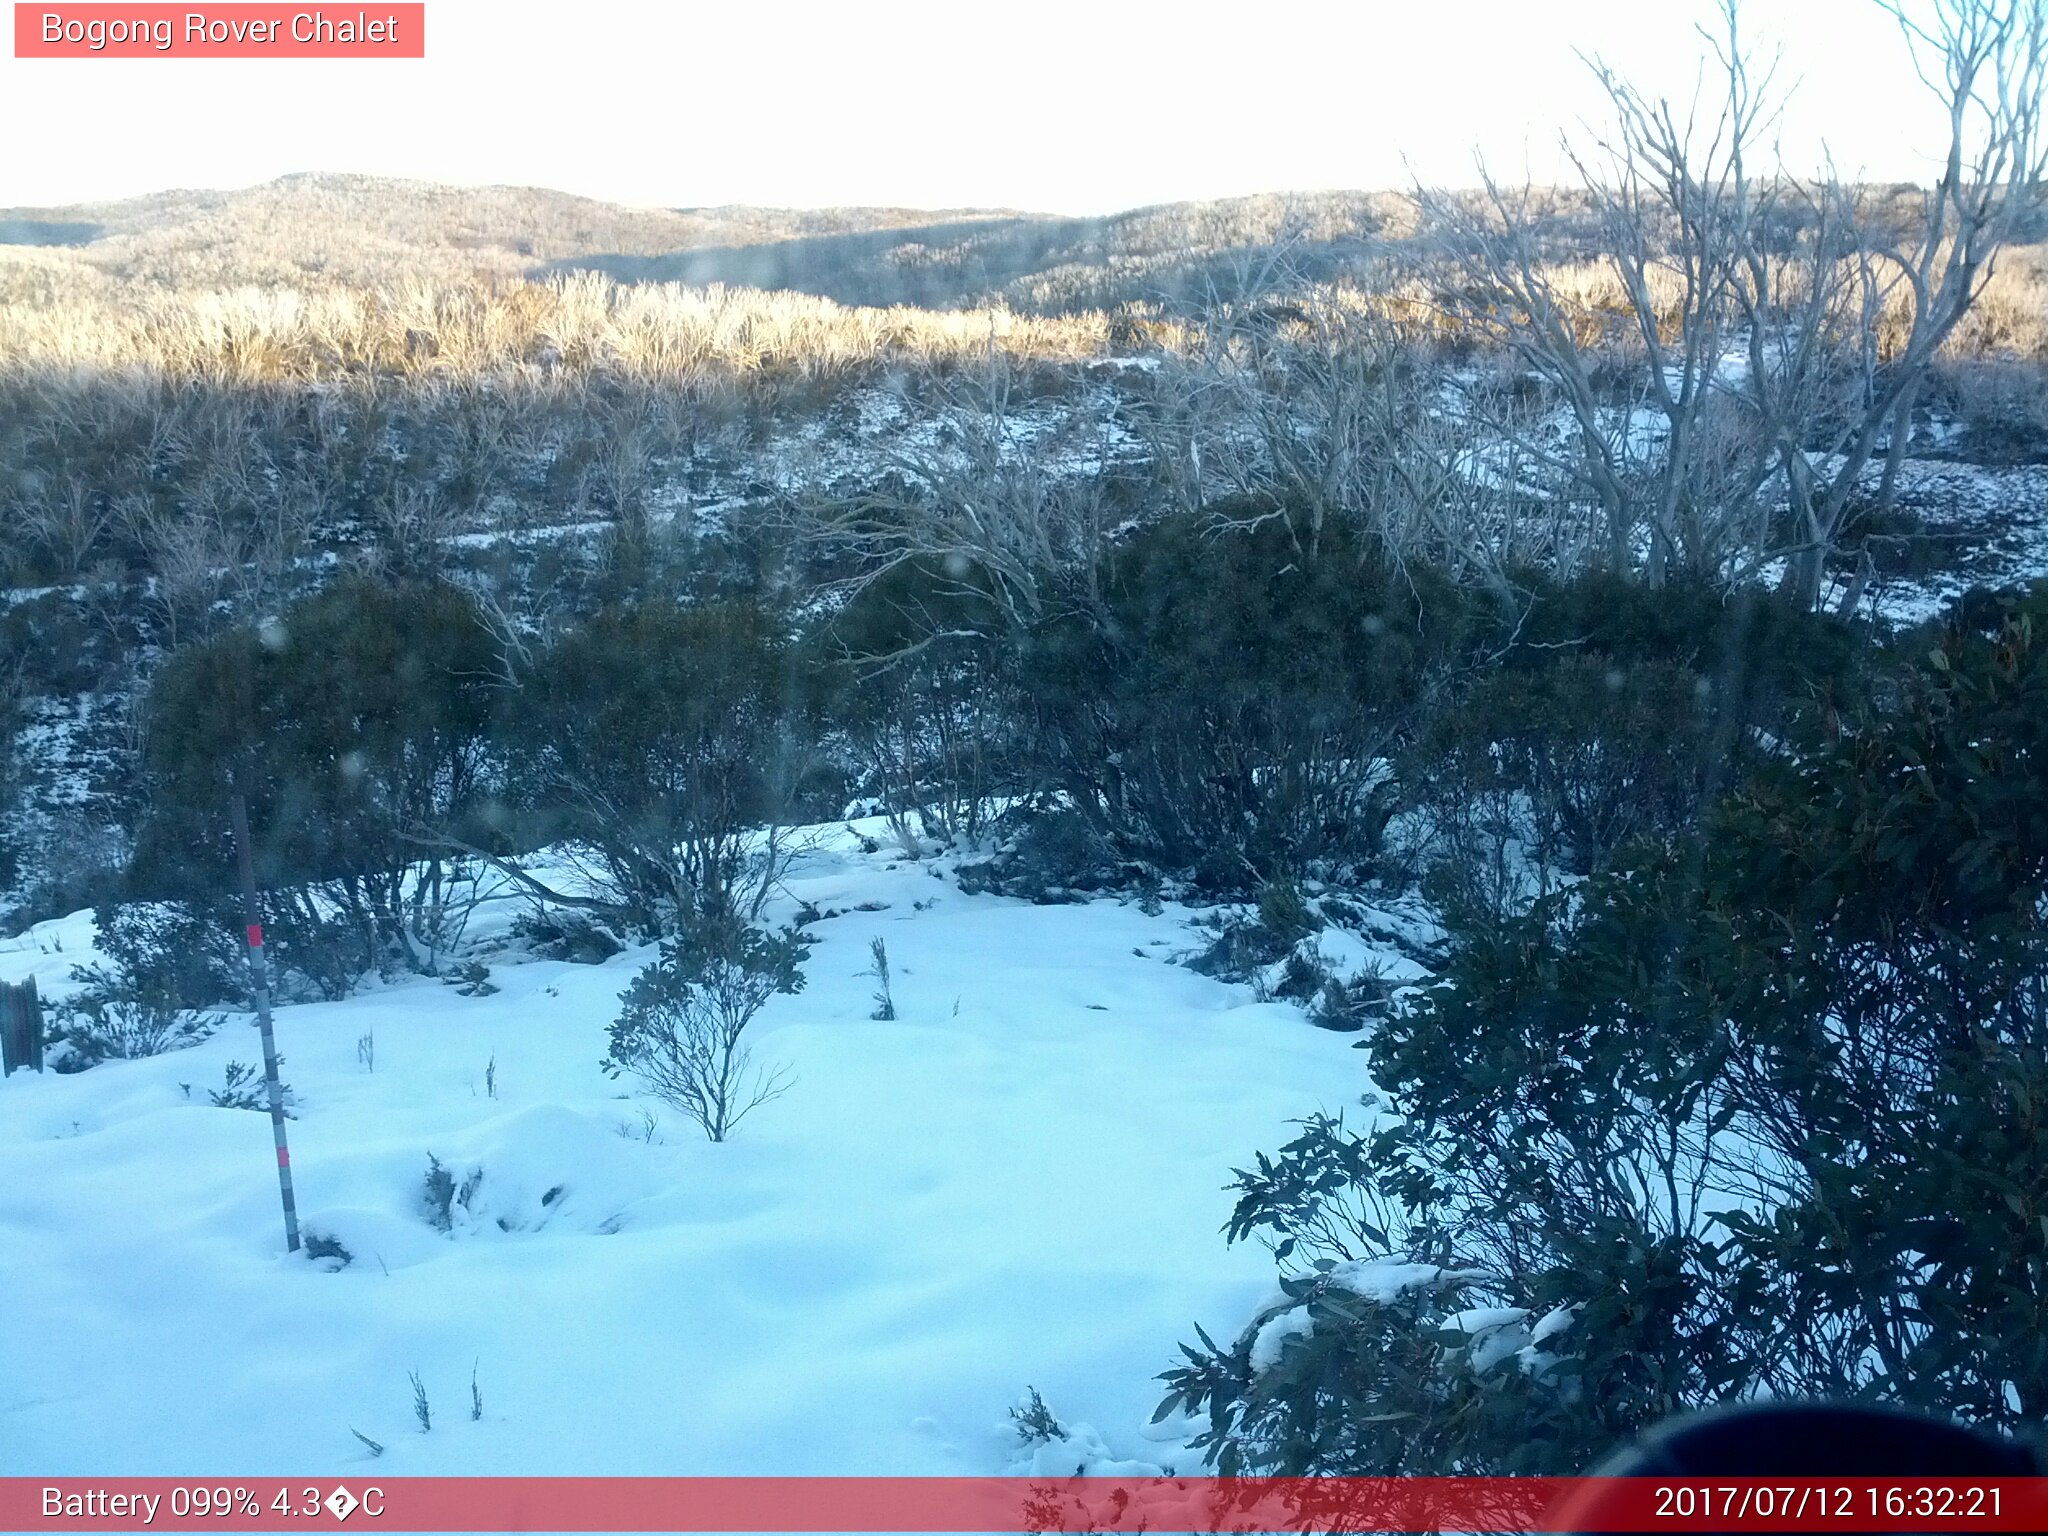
[
  {"x1": 0, "y1": 908, "x2": 98, "y2": 1003},
  {"x1": 0, "y1": 821, "x2": 1371, "y2": 1478},
  {"x1": 1443, "y1": 1305, "x2": 1531, "y2": 1333},
  {"x1": 1443, "y1": 1306, "x2": 1535, "y2": 1374},
  {"x1": 1323, "y1": 1258, "x2": 1480, "y2": 1304},
  {"x1": 1512, "y1": 1305, "x2": 1578, "y2": 1378},
  {"x1": 1247, "y1": 1306, "x2": 1316, "y2": 1373},
  {"x1": 1302, "y1": 925, "x2": 1430, "y2": 985},
  {"x1": 1857, "y1": 458, "x2": 2048, "y2": 628}
]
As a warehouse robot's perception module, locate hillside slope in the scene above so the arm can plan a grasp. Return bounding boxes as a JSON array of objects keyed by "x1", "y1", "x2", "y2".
[
  {"x1": 0, "y1": 174, "x2": 1025, "y2": 289},
  {"x1": 0, "y1": 174, "x2": 1401, "y2": 307}
]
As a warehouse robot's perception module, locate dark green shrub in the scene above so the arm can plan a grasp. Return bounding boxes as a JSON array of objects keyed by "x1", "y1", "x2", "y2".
[
  {"x1": 1271, "y1": 947, "x2": 1329, "y2": 1003},
  {"x1": 0, "y1": 591, "x2": 109, "y2": 697},
  {"x1": 129, "y1": 575, "x2": 500, "y2": 992},
  {"x1": 1414, "y1": 654, "x2": 1715, "y2": 891},
  {"x1": 1256, "y1": 880, "x2": 1318, "y2": 947},
  {"x1": 1508, "y1": 569, "x2": 1865, "y2": 739},
  {"x1": 1019, "y1": 508, "x2": 1482, "y2": 894},
  {"x1": 822, "y1": 561, "x2": 1017, "y2": 848},
  {"x1": 504, "y1": 600, "x2": 823, "y2": 937},
  {"x1": 71, "y1": 899, "x2": 245, "y2": 1015},
  {"x1": 953, "y1": 805, "x2": 1127, "y2": 903},
  {"x1": 1165, "y1": 590, "x2": 2048, "y2": 1473},
  {"x1": 1406, "y1": 572, "x2": 1869, "y2": 919}
]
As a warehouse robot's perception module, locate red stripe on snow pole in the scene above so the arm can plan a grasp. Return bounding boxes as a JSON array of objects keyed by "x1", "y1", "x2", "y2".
[{"x1": 246, "y1": 923, "x2": 263, "y2": 948}]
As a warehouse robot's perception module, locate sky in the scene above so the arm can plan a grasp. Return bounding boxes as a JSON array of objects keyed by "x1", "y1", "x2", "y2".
[{"x1": 0, "y1": 0, "x2": 1956, "y2": 214}]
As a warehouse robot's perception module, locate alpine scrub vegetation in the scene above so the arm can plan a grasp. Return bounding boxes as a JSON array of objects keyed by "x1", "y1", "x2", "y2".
[
  {"x1": 126, "y1": 574, "x2": 500, "y2": 996},
  {"x1": 1161, "y1": 592, "x2": 2048, "y2": 1475},
  {"x1": 2, "y1": 0, "x2": 2046, "y2": 1483}
]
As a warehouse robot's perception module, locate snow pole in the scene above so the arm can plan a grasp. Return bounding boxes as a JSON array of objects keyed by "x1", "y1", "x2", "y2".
[{"x1": 231, "y1": 792, "x2": 301, "y2": 1254}]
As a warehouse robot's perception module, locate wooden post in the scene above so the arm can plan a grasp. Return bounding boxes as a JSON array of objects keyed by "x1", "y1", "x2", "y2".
[
  {"x1": 0, "y1": 976, "x2": 43, "y2": 1074},
  {"x1": 231, "y1": 793, "x2": 301, "y2": 1254}
]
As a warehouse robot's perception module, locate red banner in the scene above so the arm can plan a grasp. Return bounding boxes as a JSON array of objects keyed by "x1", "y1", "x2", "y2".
[
  {"x1": 4, "y1": 1476, "x2": 2046, "y2": 1532},
  {"x1": 13, "y1": 5, "x2": 424, "y2": 58}
]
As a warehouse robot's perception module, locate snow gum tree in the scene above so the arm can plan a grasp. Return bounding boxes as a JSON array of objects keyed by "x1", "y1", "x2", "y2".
[{"x1": 1423, "y1": 0, "x2": 2048, "y2": 607}]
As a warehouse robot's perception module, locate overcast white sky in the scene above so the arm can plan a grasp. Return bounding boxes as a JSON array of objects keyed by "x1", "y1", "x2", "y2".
[{"x1": 0, "y1": 1, "x2": 1953, "y2": 213}]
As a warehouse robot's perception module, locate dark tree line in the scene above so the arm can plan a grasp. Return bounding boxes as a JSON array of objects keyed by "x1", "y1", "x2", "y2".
[{"x1": 108, "y1": 485, "x2": 1868, "y2": 1010}]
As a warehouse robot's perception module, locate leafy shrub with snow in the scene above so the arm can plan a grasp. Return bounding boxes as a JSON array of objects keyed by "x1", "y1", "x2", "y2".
[
  {"x1": 1168, "y1": 595, "x2": 2048, "y2": 1472},
  {"x1": 1159, "y1": 1254, "x2": 1589, "y2": 1477},
  {"x1": 70, "y1": 900, "x2": 244, "y2": 1017},
  {"x1": 52, "y1": 996, "x2": 222, "y2": 1070},
  {"x1": 416, "y1": 1108, "x2": 661, "y2": 1238},
  {"x1": 1006, "y1": 1386, "x2": 1172, "y2": 1483},
  {"x1": 301, "y1": 1229, "x2": 353, "y2": 1270},
  {"x1": 420, "y1": 1153, "x2": 477, "y2": 1234},
  {"x1": 1008, "y1": 1386, "x2": 1067, "y2": 1447},
  {"x1": 1186, "y1": 880, "x2": 1323, "y2": 987},
  {"x1": 446, "y1": 958, "x2": 498, "y2": 997},
  {"x1": 604, "y1": 924, "x2": 810, "y2": 1142}
]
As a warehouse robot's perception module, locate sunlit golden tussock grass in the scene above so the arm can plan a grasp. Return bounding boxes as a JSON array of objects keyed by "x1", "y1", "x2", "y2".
[{"x1": 0, "y1": 261, "x2": 1118, "y2": 387}]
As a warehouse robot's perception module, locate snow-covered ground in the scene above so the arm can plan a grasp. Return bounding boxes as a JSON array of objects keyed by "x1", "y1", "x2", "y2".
[
  {"x1": 0, "y1": 822, "x2": 1386, "y2": 1477},
  {"x1": 1861, "y1": 456, "x2": 2048, "y2": 627}
]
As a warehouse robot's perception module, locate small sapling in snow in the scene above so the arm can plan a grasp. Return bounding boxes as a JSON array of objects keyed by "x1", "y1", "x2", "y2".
[
  {"x1": 422, "y1": 1154, "x2": 456, "y2": 1232},
  {"x1": 604, "y1": 924, "x2": 808, "y2": 1142},
  {"x1": 409, "y1": 1371, "x2": 432, "y2": 1433},
  {"x1": 303, "y1": 1230, "x2": 353, "y2": 1269},
  {"x1": 867, "y1": 936, "x2": 896, "y2": 1020},
  {"x1": 449, "y1": 958, "x2": 499, "y2": 997},
  {"x1": 1009, "y1": 1387, "x2": 1067, "y2": 1446}
]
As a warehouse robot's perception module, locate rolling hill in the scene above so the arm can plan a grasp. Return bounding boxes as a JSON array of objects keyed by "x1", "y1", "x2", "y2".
[{"x1": 0, "y1": 173, "x2": 1403, "y2": 310}]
